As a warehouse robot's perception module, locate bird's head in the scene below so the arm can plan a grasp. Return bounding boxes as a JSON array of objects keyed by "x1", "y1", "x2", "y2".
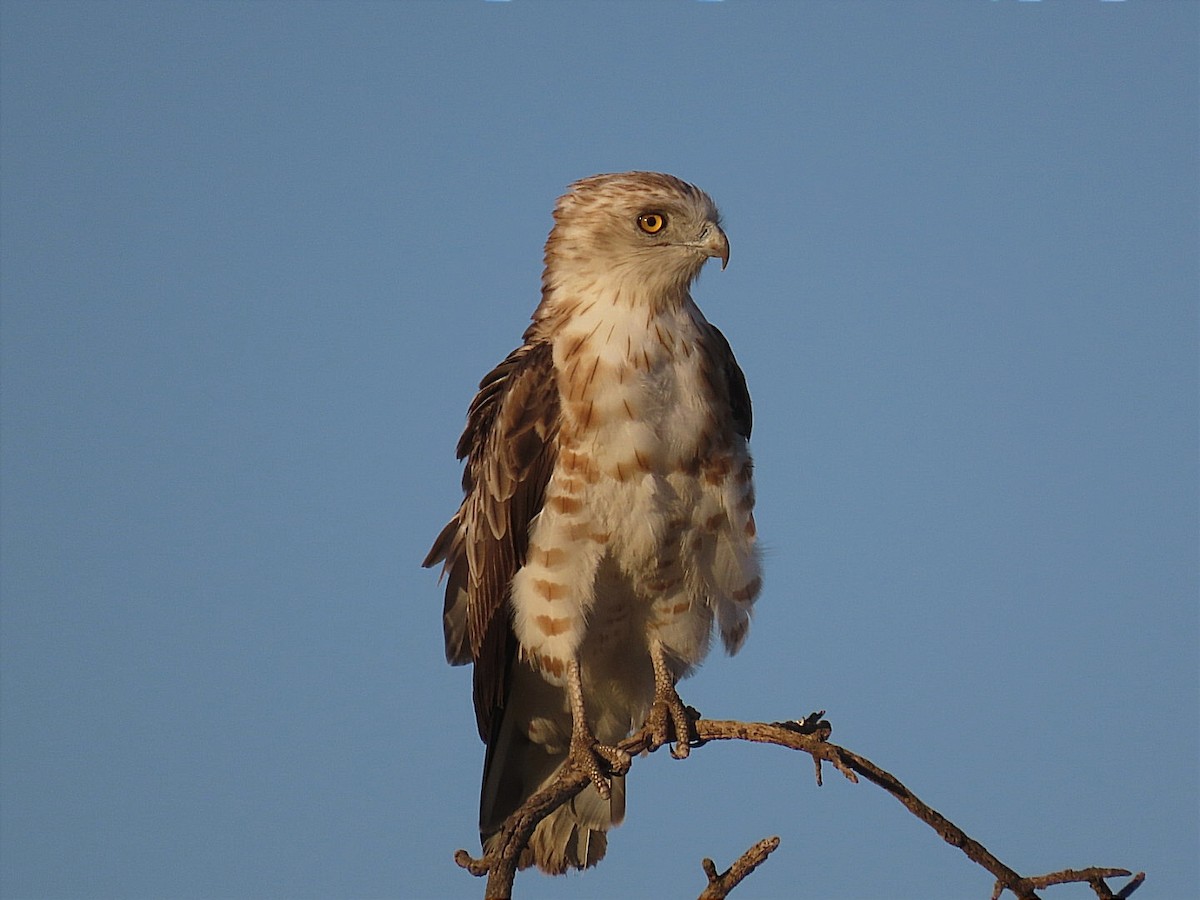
[{"x1": 540, "y1": 171, "x2": 729, "y2": 309}]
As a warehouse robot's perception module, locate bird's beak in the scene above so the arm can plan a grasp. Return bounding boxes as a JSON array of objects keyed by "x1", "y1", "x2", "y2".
[{"x1": 703, "y1": 224, "x2": 730, "y2": 270}]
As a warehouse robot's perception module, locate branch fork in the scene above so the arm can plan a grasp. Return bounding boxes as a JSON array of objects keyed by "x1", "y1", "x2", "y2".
[{"x1": 454, "y1": 710, "x2": 1144, "y2": 899}]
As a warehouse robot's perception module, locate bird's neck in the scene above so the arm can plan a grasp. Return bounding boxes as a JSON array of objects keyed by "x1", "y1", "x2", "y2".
[{"x1": 531, "y1": 262, "x2": 697, "y2": 341}]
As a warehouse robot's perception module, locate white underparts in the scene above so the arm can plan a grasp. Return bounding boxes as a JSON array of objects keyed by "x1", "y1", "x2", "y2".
[{"x1": 510, "y1": 289, "x2": 761, "y2": 736}]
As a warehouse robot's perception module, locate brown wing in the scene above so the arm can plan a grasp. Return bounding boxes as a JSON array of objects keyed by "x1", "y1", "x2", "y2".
[
  {"x1": 702, "y1": 323, "x2": 753, "y2": 441},
  {"x1": 423, "y1": 339, "x2": 560, "y2": 739}
]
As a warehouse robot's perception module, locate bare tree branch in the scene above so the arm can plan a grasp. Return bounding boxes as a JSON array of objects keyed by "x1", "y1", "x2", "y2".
[
  {"x1": 698, "y1": 836, "x2": 781, "y2": 900},
  {"x1": 992, "y1": 868, "x2": 1146, "y2": 900},
  {"x1": 453, "y1": 711, "x2": 1143, "y2": 899}
]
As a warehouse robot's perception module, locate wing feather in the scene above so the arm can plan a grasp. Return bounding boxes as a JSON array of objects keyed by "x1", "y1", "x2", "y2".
[
  {"x1": 423, "y1": 340, "x2": 560, "y2": 738},
  {"x1": 702, "y1": 323, "x2": 752, "y2": 441}
]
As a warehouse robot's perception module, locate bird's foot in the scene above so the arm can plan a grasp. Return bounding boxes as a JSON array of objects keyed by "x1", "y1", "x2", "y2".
[
  {"x1": 564, "y1": 657, "x2": 631, "y2": 799},
  {"x1": 568, "y1": 730, "x2": 631, "y2": 800},
  {"x1": 647, "y1": 637, "x2": 699, "y2": 759},
  {"x1": 647, "y1": 681, "x2": 699, "y2": 760}
]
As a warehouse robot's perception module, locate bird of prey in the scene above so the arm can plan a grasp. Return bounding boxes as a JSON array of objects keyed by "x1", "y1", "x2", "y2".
[{"x1": 424, "y1": 171, "x2": 761, "y2": 875}]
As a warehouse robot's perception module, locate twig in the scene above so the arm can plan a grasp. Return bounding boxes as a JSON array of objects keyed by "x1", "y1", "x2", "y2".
[
  {"x1": 698, "y1": 836, "x2": 781, "y2": 899},
  {"x1": 696, "y1": 718, "x2": 1037, "y2": 897},
  {"x1": 993, "y1": 868, "x2": 1146, "y2": 900}
]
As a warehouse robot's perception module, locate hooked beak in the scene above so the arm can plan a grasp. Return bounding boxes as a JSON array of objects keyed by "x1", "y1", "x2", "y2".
[{"x1": 702, "y1": 223, "x2": 730, "y2": 270}]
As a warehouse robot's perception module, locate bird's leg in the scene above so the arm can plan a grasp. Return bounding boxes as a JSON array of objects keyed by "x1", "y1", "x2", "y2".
[
  {"x1": 648, "y1": 636, "x2": 696, "y2": 759},
  {"x1": 566, "y1": 658, "x2": 630, "y2": 799}
]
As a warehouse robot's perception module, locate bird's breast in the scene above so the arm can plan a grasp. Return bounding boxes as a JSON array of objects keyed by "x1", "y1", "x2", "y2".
[{"x1": 553, "y1": 303, "x2": 717, "y2": 478}]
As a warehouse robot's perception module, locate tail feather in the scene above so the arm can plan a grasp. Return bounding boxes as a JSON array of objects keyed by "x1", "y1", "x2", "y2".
[
  {"x1": 479, "y1": 662, "x2": 624, "y2": 874},
  {"x1": 483, "y1": 774, "x2": 623, "y2": 874}
]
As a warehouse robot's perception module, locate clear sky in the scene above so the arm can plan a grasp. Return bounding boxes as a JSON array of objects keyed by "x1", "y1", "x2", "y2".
[{"x1": 1, "y1": 1, "x2": 1196, "y2": 898}]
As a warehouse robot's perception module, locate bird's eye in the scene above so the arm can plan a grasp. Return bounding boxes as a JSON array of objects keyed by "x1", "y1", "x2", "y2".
[{"x1": 637, "y1": 212, "x2": 666, "y2": 234}]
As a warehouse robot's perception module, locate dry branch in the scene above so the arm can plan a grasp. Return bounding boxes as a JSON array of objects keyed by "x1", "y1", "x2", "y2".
[
  {"x1": 454, "y1": 711, "x2": 1143, "y2": 899},
  {"x1": 698, "y1": 836, "x2": 781, "y2": 900},
  {"x1": 993, "y1": 869, "x2": 1147, "y2": 900}
]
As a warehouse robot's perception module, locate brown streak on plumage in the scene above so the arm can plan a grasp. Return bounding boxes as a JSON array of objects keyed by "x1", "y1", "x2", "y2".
[
  {"x1": 533, "y1": 546, "x2": 567, "y2": 568},
  {"x1": 653, "y1": 321, "x2": 674, "y2": 360},
  {"x1": 549, "y1": 494, "x2": 582, "y2": 515},
  {"x1": 562, "y1": 448, "x2": 600, "y2": 483},
  {"x1": 560, "y1": 319, "x2": 603, "y2": 367},
  {"x1": 732, "y1": 576, "x2": 762, "y2": 603},
  {"x1": 704, "y1": 456, "x2": 732, "y2": 486},
  {"x1": 562, "y1": 358, "x2": 583, "y2": 402},
  {"x1": 530, "y1": 651, "x2": 564, "y2": 679},
  {"x1": 534, "y1": 615, "x2": 572, "y2": 636},
  {"x1": 561, "y1": 333, "x2": 588, "y2": 362},
  {"x1": 533, "y1": 579, "x2": 565, "y2": 601},
  {"x1": 578, "y1": 399, "x2": 595, "y2": 431},
  {"x1": 580, "y1": 355, "x2": 602, "y2": 396}
]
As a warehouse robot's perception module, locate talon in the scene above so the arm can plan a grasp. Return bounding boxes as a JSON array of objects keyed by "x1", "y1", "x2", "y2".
[
  {"x1": 668, "y1": 700, "x2": 695, "y2": 759},
  {"x1": 597, "y1": 742, "x2": 632, "y2": 773},
  {"x1": 660, "y1": 695, "x2": 697, "y2": 758},
  {"x1": 564, "y1": 658, "x2": 630, "y2": 798},
  {"x1": 648, "y1": 637, "x2": 698, "y2": 758},
  {"x1": 569, "y1": 736, "x2": 630, "y2": 799}
]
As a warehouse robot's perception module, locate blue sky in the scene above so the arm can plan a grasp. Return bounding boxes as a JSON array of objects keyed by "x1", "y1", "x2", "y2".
[{"x1": 1, "y1": 1, "x2": 1196, "y2": 898}]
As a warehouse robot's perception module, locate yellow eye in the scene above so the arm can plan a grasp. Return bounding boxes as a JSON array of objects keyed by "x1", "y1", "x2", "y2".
[{"x1": 637, "y1": 212, "x2": 666, "y2": 234}]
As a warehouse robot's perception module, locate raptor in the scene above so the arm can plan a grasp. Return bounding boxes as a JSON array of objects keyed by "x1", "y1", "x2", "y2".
[{"x1": 425, "y1": 171, "x2": 761, "y2": 874}]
